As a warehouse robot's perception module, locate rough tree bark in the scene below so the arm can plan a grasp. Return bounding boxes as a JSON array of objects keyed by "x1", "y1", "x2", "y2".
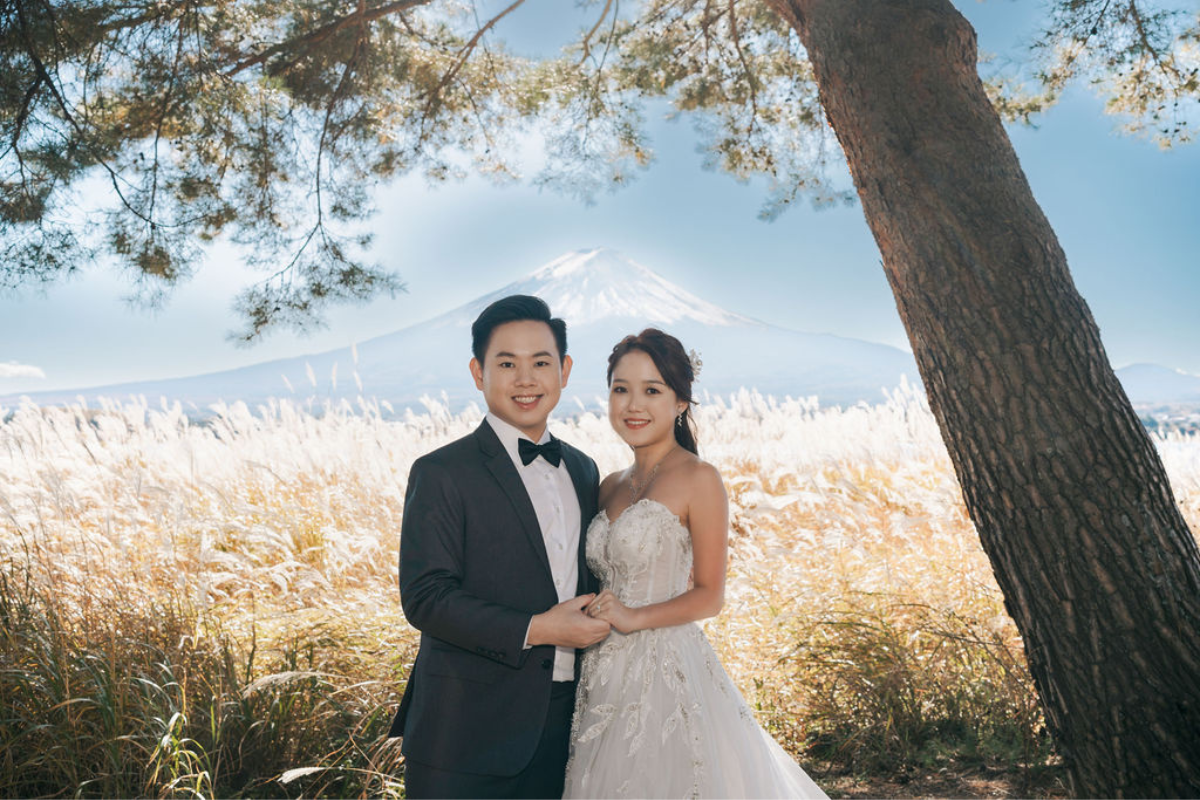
[{"x1": 764, "y1": 0, "x2": 1200, "y2": 796}]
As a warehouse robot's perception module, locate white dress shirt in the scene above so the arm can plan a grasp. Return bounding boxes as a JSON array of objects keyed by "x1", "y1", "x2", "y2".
[{"x1": 485, "y1": 413, "x2": 582, "y2": 681}]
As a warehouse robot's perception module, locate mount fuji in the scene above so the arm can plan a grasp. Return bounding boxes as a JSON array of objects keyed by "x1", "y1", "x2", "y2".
[{"x1": 5, "y1": 248, "x2": 927, "y2": 412}]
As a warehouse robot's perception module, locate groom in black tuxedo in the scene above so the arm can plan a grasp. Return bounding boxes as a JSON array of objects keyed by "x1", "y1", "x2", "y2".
[{"x1": 389, "y1": 295, "x2": 611, "y2": 798}]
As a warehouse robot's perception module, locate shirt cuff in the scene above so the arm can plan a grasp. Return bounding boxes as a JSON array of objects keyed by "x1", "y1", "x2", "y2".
[{"x1": 523, "y1": 617, "x2": 533, "y2": 650}]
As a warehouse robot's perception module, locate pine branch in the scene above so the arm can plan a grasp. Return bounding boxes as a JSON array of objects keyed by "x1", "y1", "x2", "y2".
[{"x1": 224, "y1": 0, "x2": 432, "y2": 78}]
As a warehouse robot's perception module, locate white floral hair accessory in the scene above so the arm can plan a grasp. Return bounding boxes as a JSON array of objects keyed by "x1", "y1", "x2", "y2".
[{"x1": 688, "y1": 348, "x2": 703, "y2": 379}]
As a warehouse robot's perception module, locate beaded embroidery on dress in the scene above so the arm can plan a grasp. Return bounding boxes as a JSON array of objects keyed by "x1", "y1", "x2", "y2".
[{"x1": 562, "y1": 499, "x2": 827, "y2": 799}]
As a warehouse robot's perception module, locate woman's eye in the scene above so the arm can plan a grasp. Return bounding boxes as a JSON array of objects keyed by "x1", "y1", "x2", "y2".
[{"x1": 647, "y1": 387, "x2": 660, "y2": 395}]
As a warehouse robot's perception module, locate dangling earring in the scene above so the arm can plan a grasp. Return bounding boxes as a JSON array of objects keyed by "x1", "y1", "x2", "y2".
[{"x1": 675, "y1": 410, "x2": 684, "y2": 427}]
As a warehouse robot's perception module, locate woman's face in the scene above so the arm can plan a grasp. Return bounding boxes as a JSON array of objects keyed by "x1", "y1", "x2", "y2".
[{"x1": 608, "y1": 350, "x2": 686, "y2": 449}]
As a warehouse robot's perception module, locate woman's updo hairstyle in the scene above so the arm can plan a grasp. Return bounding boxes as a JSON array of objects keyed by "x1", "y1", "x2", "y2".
[{"x1": 607, "y1": 328, "x2": 699, "y2": 455}]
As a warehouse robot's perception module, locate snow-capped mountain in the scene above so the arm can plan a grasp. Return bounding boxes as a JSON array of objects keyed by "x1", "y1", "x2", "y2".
[
  {"x1": 321, "y1": 247, "x2": 922, "y2": 410},
  {"x1": 439, "y1": 248, "x2": 756, "y2": 328},
  {"x1": 21, "y1": 246, "x2": 1142, "y2": 414},
  {"x1": 4, "y1": 247, "x2": 1193, "y2": 415}
]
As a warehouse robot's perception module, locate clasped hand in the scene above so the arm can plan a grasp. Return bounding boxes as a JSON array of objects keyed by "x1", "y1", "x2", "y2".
[
  {"x1": 528, "y1": 594, "x2": 611, "y2": 649},
  {"x1": 584, "y1": 589, "x2": 640, "y2": 634}
]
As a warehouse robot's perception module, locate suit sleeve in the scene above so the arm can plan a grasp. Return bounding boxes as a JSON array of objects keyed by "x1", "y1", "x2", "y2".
[{"x1": 399, "y1": 457, "x2": 532, "y2": 668}]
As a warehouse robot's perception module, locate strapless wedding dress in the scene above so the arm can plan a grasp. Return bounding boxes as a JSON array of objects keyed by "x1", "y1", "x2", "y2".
[{"x1": 562, "y1": 498, "x2": 827, "y2": 799}]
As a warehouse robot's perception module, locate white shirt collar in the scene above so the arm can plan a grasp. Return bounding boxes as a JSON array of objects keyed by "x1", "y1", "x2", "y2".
[{"x1": 485, "y1": 412, "x2": 553, "y2": 467}]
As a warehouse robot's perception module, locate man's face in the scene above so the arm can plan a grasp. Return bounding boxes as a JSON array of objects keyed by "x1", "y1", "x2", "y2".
[{"x1": 470, "y1": 319, "x2": 572, "y2": 440}]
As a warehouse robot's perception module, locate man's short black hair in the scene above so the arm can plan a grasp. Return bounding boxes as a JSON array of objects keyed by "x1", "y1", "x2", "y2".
[{"x1": 471, "y1": 294, "x2": 568, "y2": 363}]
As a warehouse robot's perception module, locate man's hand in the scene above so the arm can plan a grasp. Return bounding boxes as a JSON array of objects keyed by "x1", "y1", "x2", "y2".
[{"x1": 528, "y1": 594, "x2": 611, "y2": 649}]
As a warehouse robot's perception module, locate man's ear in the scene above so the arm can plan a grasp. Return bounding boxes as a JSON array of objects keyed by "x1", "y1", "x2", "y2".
[
  {"x1": 469, "y1": 357, "x2": 485, "y2": 390},
  {"x1": 560, "y1": 354, "x2": 573, "y2": 388}
]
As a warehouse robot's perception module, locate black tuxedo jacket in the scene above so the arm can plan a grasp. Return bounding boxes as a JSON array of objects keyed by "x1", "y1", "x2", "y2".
[{"x1": 389, "y1": 420, "x2": 600, "y2": 777}]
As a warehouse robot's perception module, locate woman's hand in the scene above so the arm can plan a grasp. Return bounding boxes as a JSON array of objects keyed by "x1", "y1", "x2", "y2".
[{"x1": 585, "y1": 589, "x2": 642, "y2": 634}]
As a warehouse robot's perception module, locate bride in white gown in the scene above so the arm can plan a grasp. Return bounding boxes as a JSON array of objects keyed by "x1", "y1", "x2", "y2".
[{"x1": 563, "y1": 329, "x2": 826, "y2": 799}]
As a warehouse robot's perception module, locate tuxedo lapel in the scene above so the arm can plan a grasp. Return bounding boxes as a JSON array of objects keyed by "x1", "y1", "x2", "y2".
[
  {"x1": 561, "y1": 446, "x2": 591, "y2": 537},
  {"x1": 475, "y1": 422, "x2": 554, "y2": 580},
  {"x1": 561, "y1": 445, "x2": 594, "y2": 590}
]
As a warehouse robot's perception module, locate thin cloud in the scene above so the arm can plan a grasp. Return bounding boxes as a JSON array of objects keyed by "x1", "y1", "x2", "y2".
[{"x1": 0, "y1": 361, "x2": 46, "y2": 379}]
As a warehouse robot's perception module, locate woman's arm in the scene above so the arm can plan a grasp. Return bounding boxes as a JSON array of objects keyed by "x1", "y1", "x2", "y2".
[{"x1": 589, "y1": 462, "x2": 728, "y2": 634}]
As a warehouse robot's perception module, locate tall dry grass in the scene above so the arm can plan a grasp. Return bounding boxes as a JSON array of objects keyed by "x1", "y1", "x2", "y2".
[{"x1": 2, "y1": 384, "x2": 1197, "y2": 797}]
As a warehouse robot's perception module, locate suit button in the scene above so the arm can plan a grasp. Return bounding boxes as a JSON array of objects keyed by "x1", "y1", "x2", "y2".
[{"x1": 541, "y1": 658, "x2": 553, "y2": 670}]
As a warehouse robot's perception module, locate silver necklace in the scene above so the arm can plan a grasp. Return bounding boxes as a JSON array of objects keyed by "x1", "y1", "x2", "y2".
[{"x1": 630, "y1": 447, "x2": 676, "y2": 502}]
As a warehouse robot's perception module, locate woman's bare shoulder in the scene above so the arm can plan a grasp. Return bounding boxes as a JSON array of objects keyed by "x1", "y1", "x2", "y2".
[
  {"x1": 599, "y1": 469, "x2": 627, "y2": 507},
  {"x1": 679, "y1": 453, "x2": 723, "y2": 486}
]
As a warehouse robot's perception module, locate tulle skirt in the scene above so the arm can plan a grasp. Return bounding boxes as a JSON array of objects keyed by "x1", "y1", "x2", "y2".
[{"x1": 563, "y1": 622, "x2": 826, "y2": 799}]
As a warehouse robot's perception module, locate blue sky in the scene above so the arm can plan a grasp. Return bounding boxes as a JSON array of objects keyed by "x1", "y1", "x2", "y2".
[{"x1": 1, "y1": 1, "x2": 1198, "y2": 396}]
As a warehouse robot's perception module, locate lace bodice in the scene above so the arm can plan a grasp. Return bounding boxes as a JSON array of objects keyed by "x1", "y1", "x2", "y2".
[{"x1": 586, "y1": 498, "x2": 692, "y2": 608}]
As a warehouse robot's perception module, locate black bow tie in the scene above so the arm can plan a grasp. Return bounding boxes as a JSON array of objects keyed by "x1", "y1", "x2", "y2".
[{"x1": 518, "y1": 437, "x2": 562, "y2": 467}]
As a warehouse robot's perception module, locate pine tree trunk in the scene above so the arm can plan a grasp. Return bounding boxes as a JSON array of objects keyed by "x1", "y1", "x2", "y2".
[{"x1": 765, "y1": 0, "x2": 1200, "y2": 795}]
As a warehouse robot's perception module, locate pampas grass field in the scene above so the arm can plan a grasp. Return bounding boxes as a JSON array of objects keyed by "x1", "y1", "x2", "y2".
[{"x1": 3, "y1": 382, "x2": 1197, "y2": 798}]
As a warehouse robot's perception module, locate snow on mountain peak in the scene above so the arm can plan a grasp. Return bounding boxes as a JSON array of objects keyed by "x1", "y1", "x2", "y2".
[{"x1": 449, "y1": 247, "x2": 758, "y2": 328}]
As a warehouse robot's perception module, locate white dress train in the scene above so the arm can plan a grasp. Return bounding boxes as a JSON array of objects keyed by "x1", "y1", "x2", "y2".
[{"x1": 563, "y1": 498, "x2": 827, "y2": 799}]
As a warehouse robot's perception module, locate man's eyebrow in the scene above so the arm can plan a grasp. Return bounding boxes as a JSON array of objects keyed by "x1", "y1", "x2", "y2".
[{"x1": 491, "y1": 350, "x2": 556, "y2": 359}]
